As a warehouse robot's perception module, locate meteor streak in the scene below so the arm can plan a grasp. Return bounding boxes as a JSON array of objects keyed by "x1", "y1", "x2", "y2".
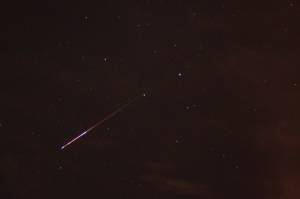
[{"x1": 60, "y1": 94, "x2": 142, "y2": 150}]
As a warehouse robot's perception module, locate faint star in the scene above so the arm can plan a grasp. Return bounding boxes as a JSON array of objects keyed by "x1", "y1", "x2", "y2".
[
  {"x1": 177, "y1": 72, "x2": 183, "y2": 78},
  {"x1": 104, "y1": 57, "x2": 108, "y2": 62}
]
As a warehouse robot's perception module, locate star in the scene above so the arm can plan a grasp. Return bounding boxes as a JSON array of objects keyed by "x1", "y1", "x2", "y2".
[{"x1": 177, "y1": 72, "x2": 183, "y2": 78}]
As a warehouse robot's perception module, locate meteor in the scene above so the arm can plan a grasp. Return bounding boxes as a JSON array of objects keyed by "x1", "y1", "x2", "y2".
[{"x1": 60, "y1": 94, "x2": 142, "y2": 150}]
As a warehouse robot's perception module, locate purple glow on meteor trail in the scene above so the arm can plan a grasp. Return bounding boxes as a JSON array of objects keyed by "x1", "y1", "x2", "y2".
[
  {"x1": 60, "y1": 94, "x2": 142, "y2": 150},
  {"x1": 61, "y1": 131, "x2": 88, "y2": 150}
]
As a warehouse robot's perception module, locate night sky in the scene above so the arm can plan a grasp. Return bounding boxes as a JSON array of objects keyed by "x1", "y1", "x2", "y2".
[{"x1": 1, "y1": 0, "x2": 300, "y2": 198}]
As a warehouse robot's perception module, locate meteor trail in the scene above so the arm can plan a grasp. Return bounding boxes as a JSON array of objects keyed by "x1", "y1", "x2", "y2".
[{"x1": 60, "y1": 94, "x2": 142, "y2": 150}]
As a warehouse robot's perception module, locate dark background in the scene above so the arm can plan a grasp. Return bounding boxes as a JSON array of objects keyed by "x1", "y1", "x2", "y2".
[{"x1": 1, "y1": 0, "x2": 300, "y2": 198}]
